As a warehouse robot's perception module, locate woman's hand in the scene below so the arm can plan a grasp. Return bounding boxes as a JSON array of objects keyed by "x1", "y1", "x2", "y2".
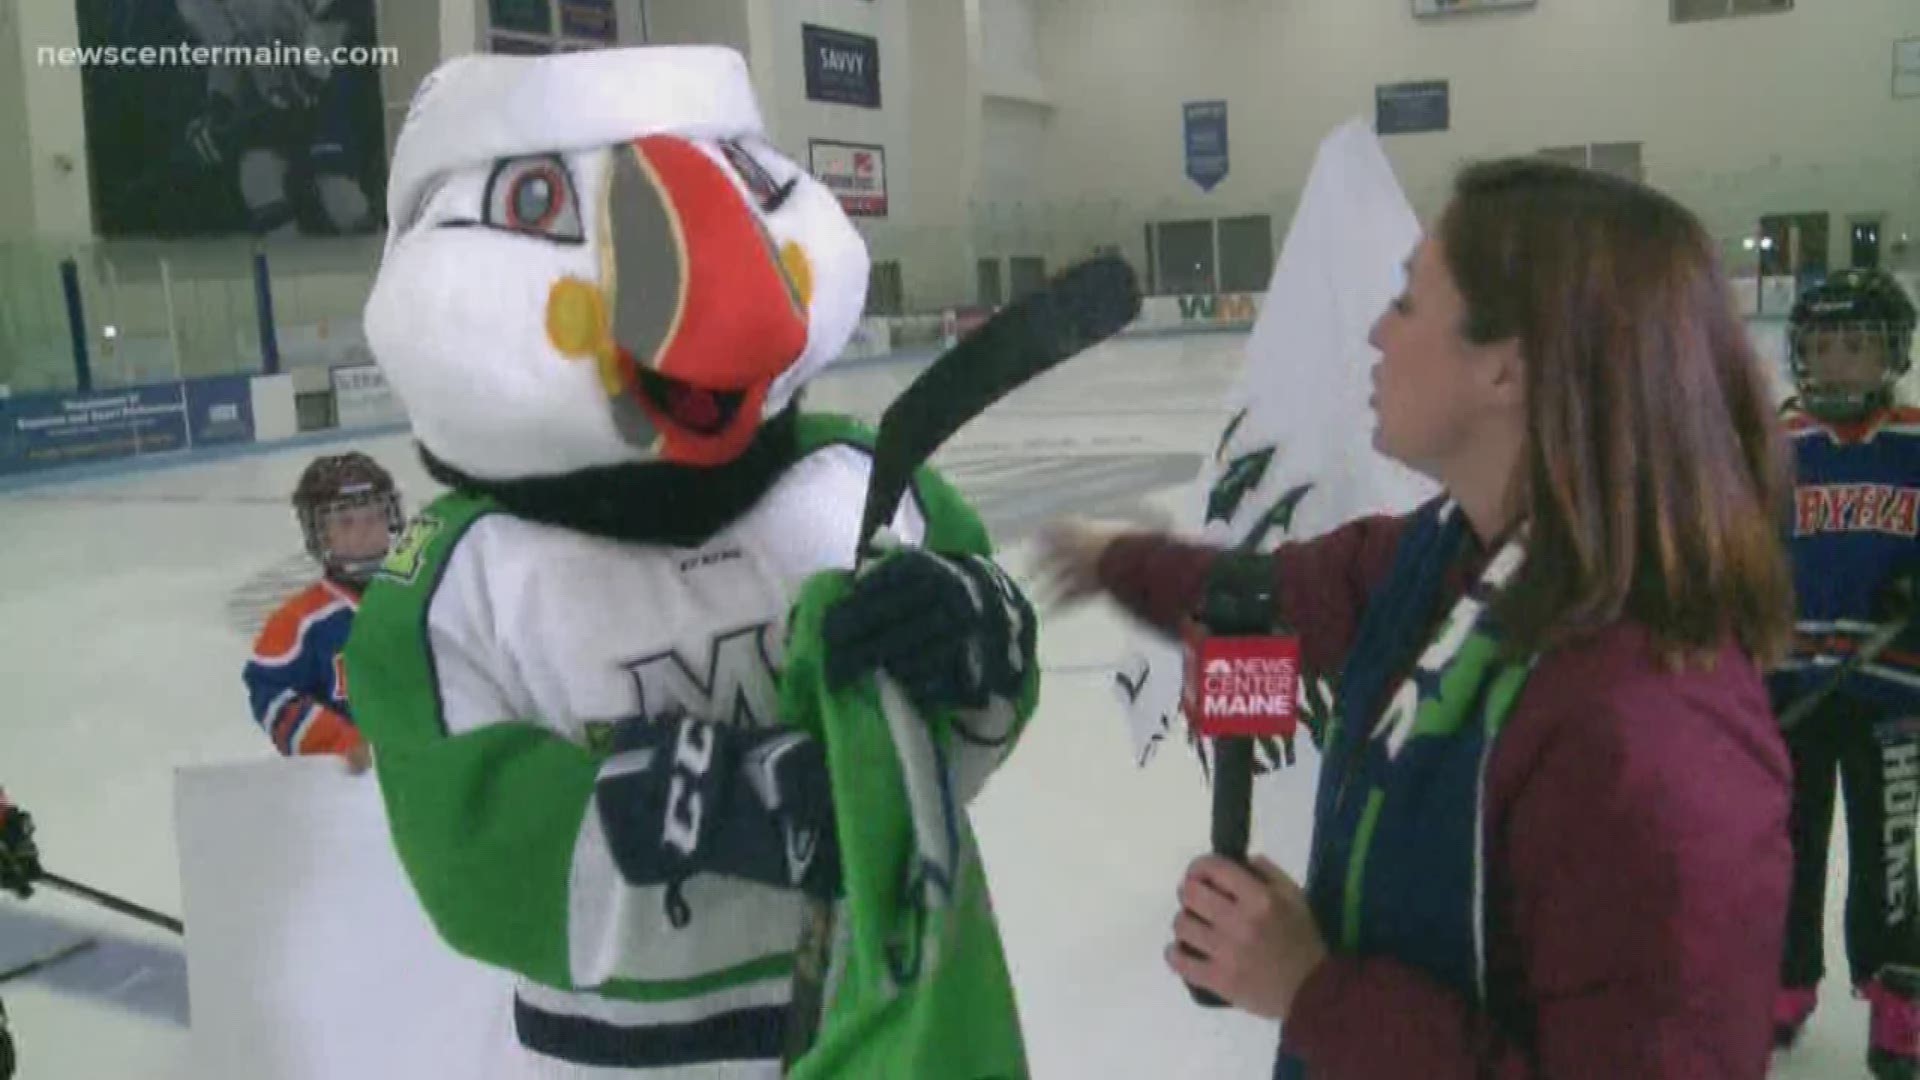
[
  {"x1": 1165, "y1": 854, "x2": 1329, "y2": 1022},
  {"x1": 1031, "y1": 518, "x2": 1131, "y2": 607}
]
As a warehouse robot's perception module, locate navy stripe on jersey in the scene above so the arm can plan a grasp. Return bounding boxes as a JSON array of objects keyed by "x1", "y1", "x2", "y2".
[{"x1": 512, "y1": 996, "x2": 785, "y2": 1069}]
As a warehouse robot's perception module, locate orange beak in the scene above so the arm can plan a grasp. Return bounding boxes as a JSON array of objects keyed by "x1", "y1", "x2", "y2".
[{"x1": 602, "y1": 134, "x2": 809, "y2": 465}]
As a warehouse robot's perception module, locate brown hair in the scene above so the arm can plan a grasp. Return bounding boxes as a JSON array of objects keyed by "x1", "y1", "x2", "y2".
[{"x1": 1440, "y1": 158, "x2": 1793, "y2": 666}]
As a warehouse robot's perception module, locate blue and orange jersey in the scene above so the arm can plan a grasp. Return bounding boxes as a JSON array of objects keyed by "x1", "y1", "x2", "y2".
[
  {"x1": 1772, "y1": 403, "x2": 1920, "y2": 714},
  {"x1": 243, "y1": 579, "x2": 364, "y2": 756}
]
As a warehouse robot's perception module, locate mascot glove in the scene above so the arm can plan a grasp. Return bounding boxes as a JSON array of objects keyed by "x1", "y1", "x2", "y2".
[{"x1": 823, "y1": 549, "x2": 1037, "y2": 716}]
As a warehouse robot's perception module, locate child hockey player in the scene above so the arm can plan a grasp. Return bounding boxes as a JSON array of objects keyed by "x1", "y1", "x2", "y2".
[
  {"x1": 1772, "y1": 268, "x2": 1920, "y2": 1079},
  {"x1": 0, "y1": 789, "x2": 40, "y2": 1080},
  {"x1": 243, "y1": 452, "x2": 402, "y2": 771}
]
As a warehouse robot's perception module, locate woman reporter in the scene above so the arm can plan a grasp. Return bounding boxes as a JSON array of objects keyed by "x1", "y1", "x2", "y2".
[{"x1": 1039, "y1": 158, "x2": 1795, "y2": 1078}]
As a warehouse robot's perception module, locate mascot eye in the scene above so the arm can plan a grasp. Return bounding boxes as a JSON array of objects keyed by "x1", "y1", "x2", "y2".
[
  {"x1": 720, "y1": 140, "x2": 797, "y2": 214},
  {"x1": 483, "y1": 155, "x2": 584, "y2": 242}
]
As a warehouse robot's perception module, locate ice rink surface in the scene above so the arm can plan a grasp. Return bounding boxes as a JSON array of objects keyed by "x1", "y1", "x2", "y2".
[{"x1": 0, "y1": 333, "x2": 1886, "y2": 1077}]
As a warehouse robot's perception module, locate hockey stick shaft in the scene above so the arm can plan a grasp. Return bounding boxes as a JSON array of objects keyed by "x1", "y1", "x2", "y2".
[
  {"x1": 1777, "y1": 617, "x2": 1907, "y2": 734},
  {"x1": 40, "y1": 873, "x2": 184, "y2": 936},
  {"x1": 781, "y1": 256, "x2": 1142, "y2": 1070},
  {"x1": 0, "y1": 938, "x2": 97, "y2": 986}
]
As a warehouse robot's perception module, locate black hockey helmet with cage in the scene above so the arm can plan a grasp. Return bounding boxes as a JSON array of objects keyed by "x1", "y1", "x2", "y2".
[
  {"x1": 292, "y1": 452, "x2": 404, "y2": 585},
  {"x1": 1788, "y1": 269, "x2": 1917, "y2": 422}
]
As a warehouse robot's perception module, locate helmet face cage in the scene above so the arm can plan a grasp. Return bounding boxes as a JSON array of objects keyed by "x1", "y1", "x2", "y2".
[
  {"x1": 293, "y1": 453, "x2": 404, "y2": 586},
  {"x1": 1788, "y1": 270, "x2": 1917, "y2": 422}
]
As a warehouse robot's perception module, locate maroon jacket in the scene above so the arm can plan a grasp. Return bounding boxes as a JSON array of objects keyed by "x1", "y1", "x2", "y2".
[{"x1": 1099, "y1": 513, "x2": 1791, "y2": 1078}]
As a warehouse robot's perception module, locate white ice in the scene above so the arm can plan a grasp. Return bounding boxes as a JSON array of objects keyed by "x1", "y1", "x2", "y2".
[{"x1": 0, "y1": 334, "x2": 1885, "y2": 1078}]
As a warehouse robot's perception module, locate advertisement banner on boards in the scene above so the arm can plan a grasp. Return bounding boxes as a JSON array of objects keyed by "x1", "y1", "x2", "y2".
[
  {"x1": 331, "y1": 364, "x2": 408, "y2": 429},
  {"x1": 186, "y1": 374, "x2": 258, "y2": 447},
  {"x1": 0, "y1": 383, "x2": 189, "y2": 476}
]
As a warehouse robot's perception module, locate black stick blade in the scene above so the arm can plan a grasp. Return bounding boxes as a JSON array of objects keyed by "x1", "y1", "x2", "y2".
[{"x1": 859, "y1": 255, "x2": 1143, "y2": 549}]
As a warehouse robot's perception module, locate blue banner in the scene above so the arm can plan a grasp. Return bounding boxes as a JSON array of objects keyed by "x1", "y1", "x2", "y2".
[
  {"x1": 1184, "y1": 101, "x2": 1230, "y2": 192},
  {"x1": 0, "y1": 383, "x2": 189, "y2": 476},
  {"x1": 803, "y1": 25, "x2": 882, "y2": 109},
  {"x1": 186, "y1": 375, "x2": 257, "y2": 448},
  {"x1": 1376, "y1": 81, "x2": 1451, "y2": 136}
]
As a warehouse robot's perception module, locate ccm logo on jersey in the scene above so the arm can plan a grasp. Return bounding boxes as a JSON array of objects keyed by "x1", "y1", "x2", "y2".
[{"x1": 1794, "y1": 483, "x2": 1920, "y2": 539}]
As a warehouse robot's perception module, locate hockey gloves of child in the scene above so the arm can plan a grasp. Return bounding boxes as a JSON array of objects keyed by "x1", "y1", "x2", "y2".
[
  {"x1": 0, "y1": 793, "x2": 42, "y2": 900},
  {"x1": 823, "y1": 549, "x2": 1037, "y2": 717},
  {"x1": 596, "y1": 714, "x2": 841, "y2": 904}
]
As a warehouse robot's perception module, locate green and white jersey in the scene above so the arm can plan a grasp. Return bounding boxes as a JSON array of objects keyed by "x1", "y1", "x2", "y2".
[{"x1": 345, "y1": 414, "x2": 996, "y2": 1078}]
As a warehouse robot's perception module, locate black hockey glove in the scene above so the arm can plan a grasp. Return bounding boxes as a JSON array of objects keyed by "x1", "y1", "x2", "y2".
[
  {"x1": 595, "y1": 715, "x2": 840, "y2": 903},
  {"x1": 0, "y1": 794, "x2": 42, "y2": 900},
  {"x1": 823, "y1": 549, "x2": 1037, "y2": 716}
]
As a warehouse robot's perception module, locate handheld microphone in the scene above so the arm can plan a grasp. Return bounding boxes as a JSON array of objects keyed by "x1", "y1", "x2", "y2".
[{"x1": 1179, "y1": 552, "x2": 1300, "y2": 1008}]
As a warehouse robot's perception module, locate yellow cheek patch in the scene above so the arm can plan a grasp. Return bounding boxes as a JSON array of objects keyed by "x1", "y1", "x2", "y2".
[
  {"x1": 779, "y1": 241, "x2": 813, "y2": 311},
  {"x1": 545, "y1": 276, "x2": 626, "y2": 396},
  {"x1": 547, "y1": 276, "x2": 606, "y2": 356}
]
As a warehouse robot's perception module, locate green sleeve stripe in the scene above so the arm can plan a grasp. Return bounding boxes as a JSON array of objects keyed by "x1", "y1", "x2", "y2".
[
  {"x1": 347, "y1": 492, "x2": 599, "y2": 990},
  {"x1": 601, "y1": 954, "x2": 795, "y2": 1002}
]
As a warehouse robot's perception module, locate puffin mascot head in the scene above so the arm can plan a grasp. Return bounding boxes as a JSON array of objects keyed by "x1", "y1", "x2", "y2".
[{"x1": 365, "y1": 48, "x2": 868, "y2": 488}]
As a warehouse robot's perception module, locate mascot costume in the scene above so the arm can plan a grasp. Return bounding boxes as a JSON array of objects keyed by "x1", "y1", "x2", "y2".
[{"x1": 347, "y1": 48, "x2": 1040, "y2": 1078}]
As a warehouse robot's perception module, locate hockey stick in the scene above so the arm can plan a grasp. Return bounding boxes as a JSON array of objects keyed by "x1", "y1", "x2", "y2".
[
  {"x1": 780, "y1": 255, "x2": 1143, "y2": 1069},
  {"x1": 1778, "y1": 616, "x2": 1908, "y2": 734},
  {"x1": 37, "y1": 873, "x2": 184, "y2": 936},
  {"x1": 0, "y1": 938, "x2": 98, "y2": 986}
]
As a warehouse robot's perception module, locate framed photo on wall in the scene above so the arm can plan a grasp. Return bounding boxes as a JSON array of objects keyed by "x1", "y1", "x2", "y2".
[{"x1": 1413, "y1": 0, "x2": 1535, "y2": 15}]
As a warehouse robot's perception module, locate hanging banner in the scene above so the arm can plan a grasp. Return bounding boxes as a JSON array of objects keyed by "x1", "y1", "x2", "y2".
[
  {"x1": 803, "y1": 25, "x2": 882, "y2": 109},
  {"x1": 1184, "y1": 101, "x2": 1230, "y2": 192},
  {"x1": 809, "y1": 140, "x2": 889, "y2": 217}
]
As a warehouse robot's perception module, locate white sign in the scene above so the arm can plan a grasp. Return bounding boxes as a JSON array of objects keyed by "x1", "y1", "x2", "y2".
[
  {"x1": 331, "y1": 362, "x2": 408, "y2": 429},
  {"x1": 177, "y1": 760, "x2": 510, "y2": 1080},
  {"x1": 809, "y1": 140, "x2": 889, "y2": 217}
]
